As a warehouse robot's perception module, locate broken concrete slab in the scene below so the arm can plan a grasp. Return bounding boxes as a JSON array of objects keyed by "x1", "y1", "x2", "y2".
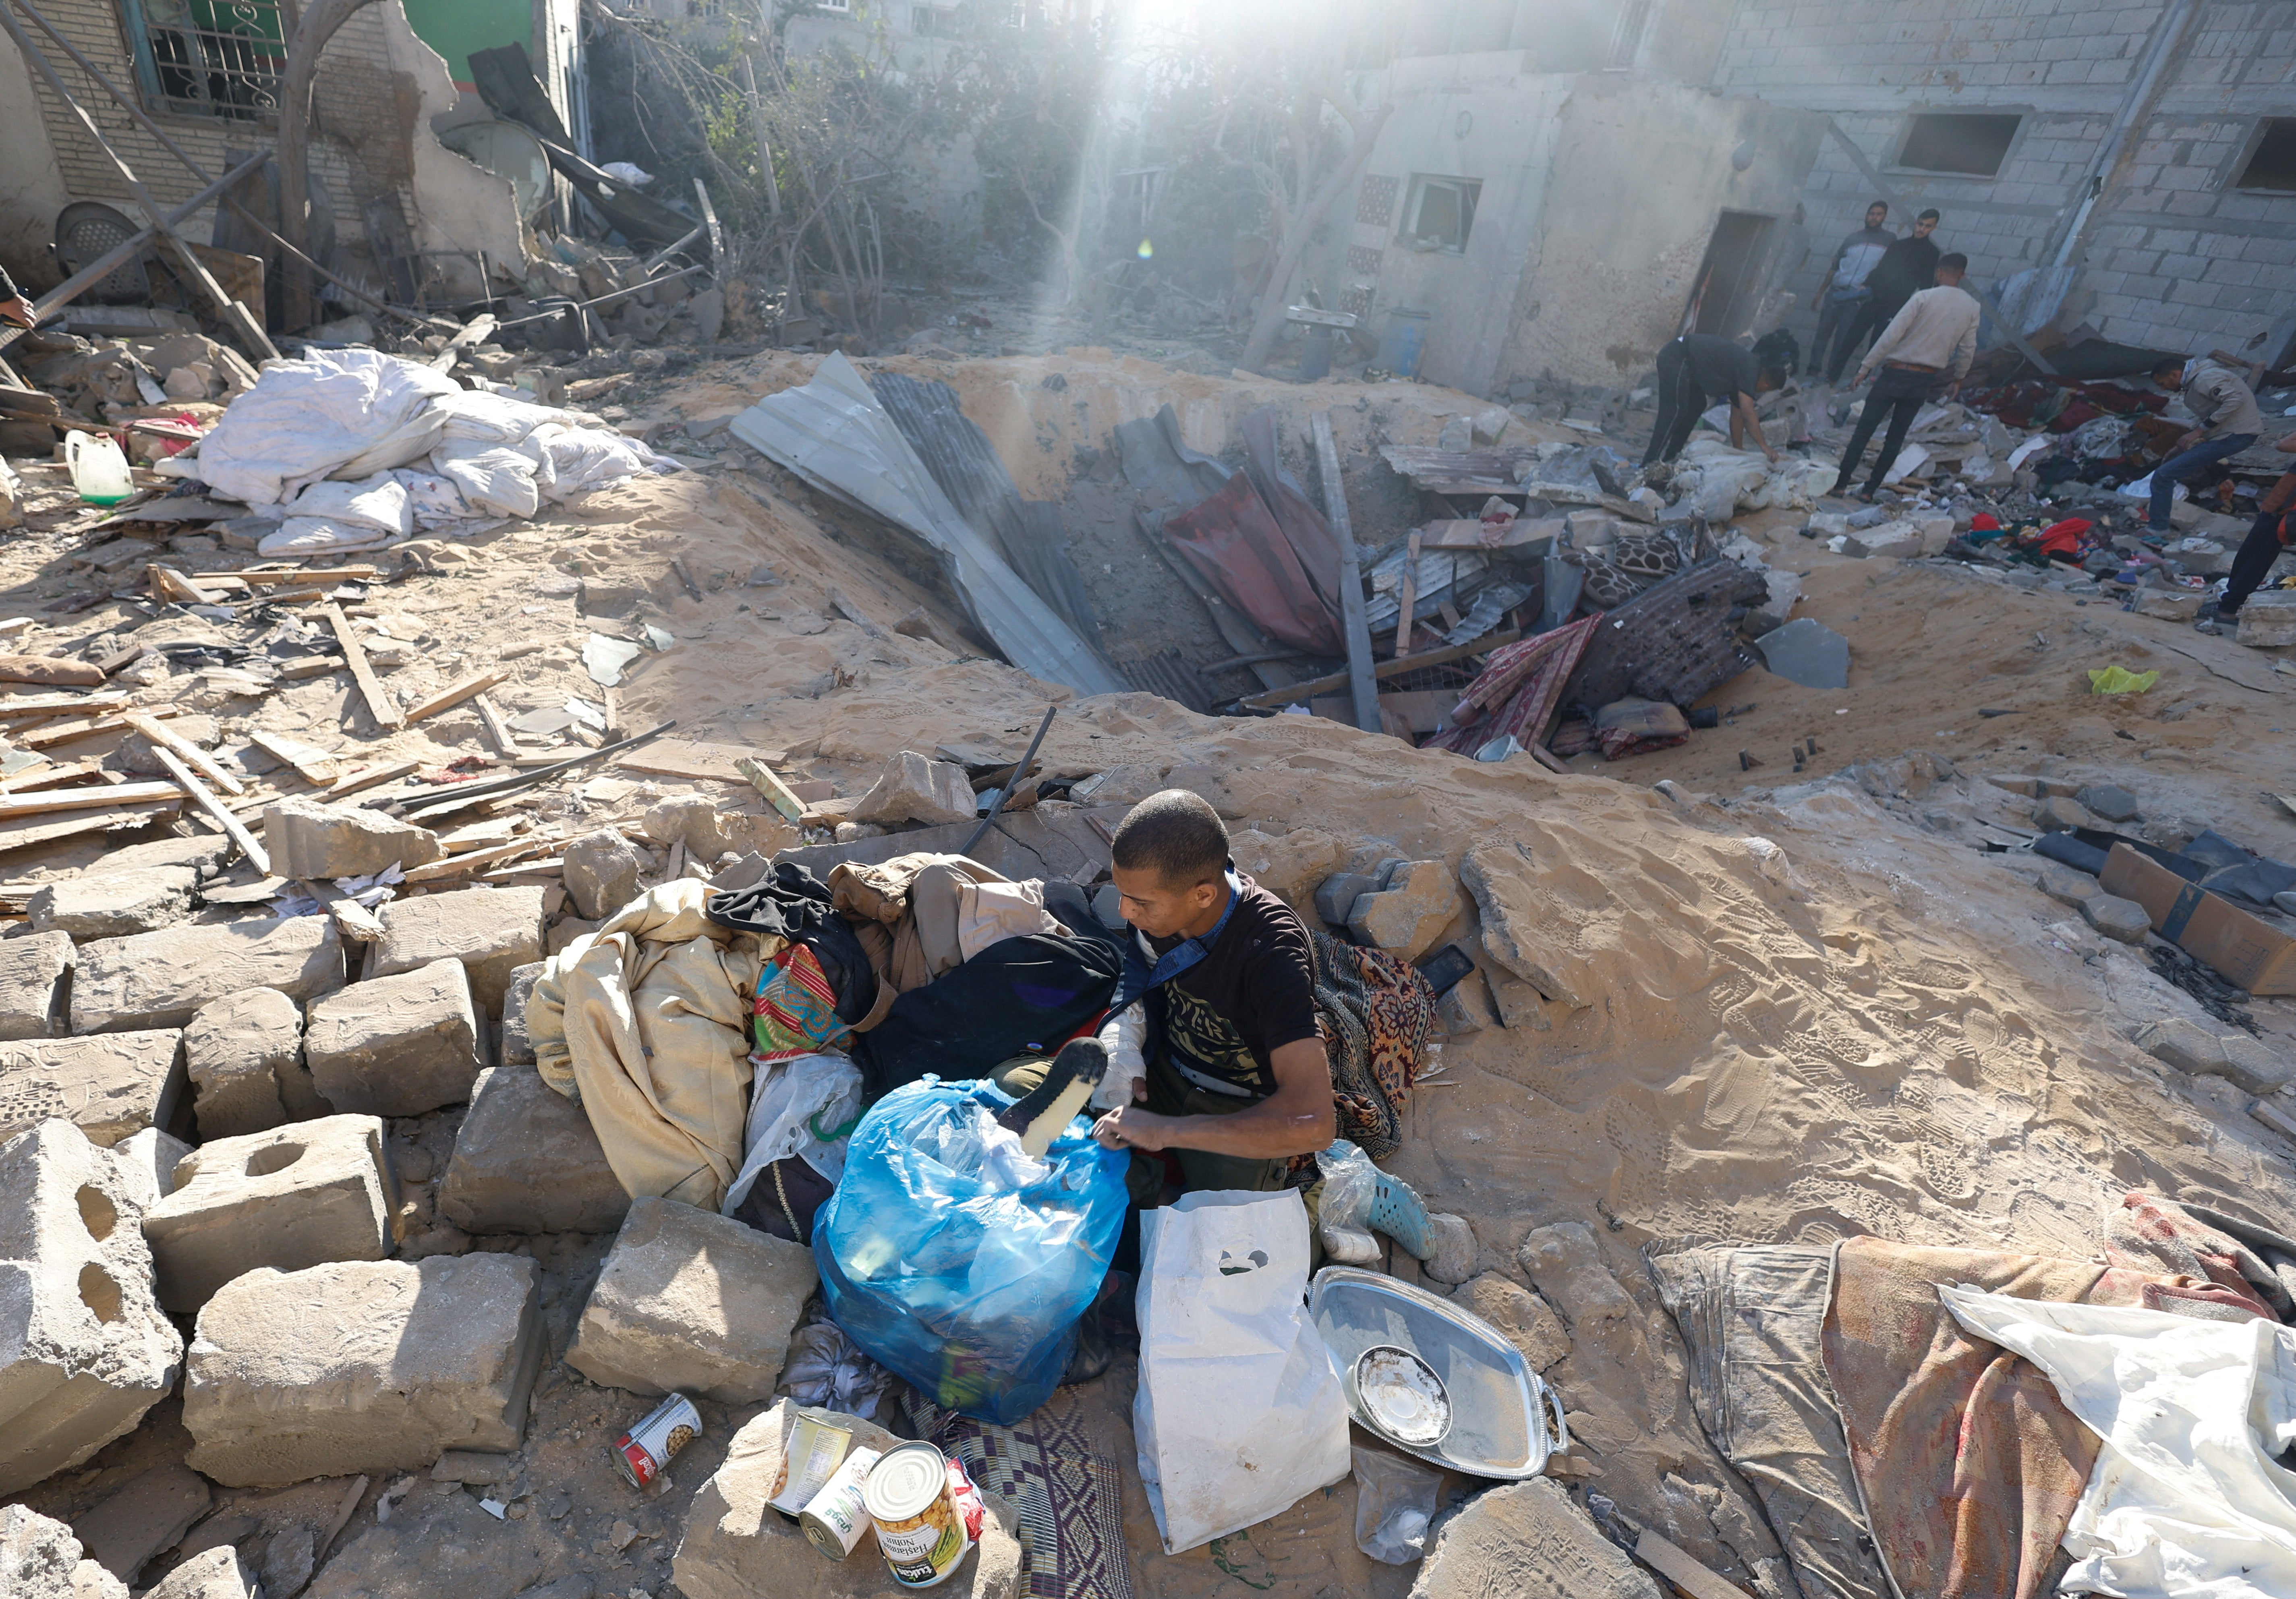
[
  {"x1": 1517, "y1": 1221, "x2": 1641, "y2": 1355},
  {"x1": 71, "y1": 1460, "x2": 211, "y2": 1586},
  {"x1": 0, "y1": 931, "x2": 73, "y2": 1041},
  {"x1": 182, "y1": 988, "x2": 310, "y2": 1141},
  {"x1": 2080, "y1": 893, "x2": 2151, "y2": 944},
  {"x1": 560, "y1": 830, "x2": 643, "y2": 921},
  {"x1": 261, "y1": 797, "x2": 442, "y2": 881},
  {"x1": 851, "y1": 750, "x2": 976, "y2": 828},
  {"x1": 0, "y1": 1032, "x2": 186, "y2": 1148},
  {"x1": 2221, "y1": 1036, "x2": 2296, "y2": 1096},
  {"x1": 305, "y1": 958, "x2": 483, "y2": 1117},
  {"x1": 1452, "y1": 1274, "x2": 1571, "y2": 1371},
  {"x1": 142, "y1": 1546, "x2": 258, "y2": 1599},
  {"x1": 183, "y1": 1253, "x2": 543, "y2": 1486},
  {"x1": 1346, "y1": 859, "x2": 1465, "y2": 962},
  {"x1": 2075, "y1": 784, "x2": 2140, "y2": 822},
  {"x1": 2036, "y1": 865, "x2": 2101, "y2": 909},
  {"x1": 497, "y1": 961, "x2": 543, "y2": 1068},
  {"x1": 1313, "y1": 870, "x2": 1382, "y2": 926},
  {"x1": 2145, "y1": 1019, "x2": 2296, "y2": 1094},
  {"x1": 144, "y1": 1115, "x2": 396, "y2": 1312},
  {"x1": 429, "y1": 1448, "x2": 514, "y2": 1484},
  {"x1": 641, "y1": 794, "x2": 740, "y2": 860},
  {"x1": 1227, "y1": 827, "x2": 1340, "y2": 915},
  {"x1": 1460, "y1": 843, "x2": 1594, "y2": 1009},
  {"x1": 1752, "y1": 617, "x2": 1850, "y2": 690},
  {"x1": 1436, "y1": 969, "x2": 1495, "y2": 1035},
  {"x1": 0, "y1": 1119, "x2": 184, "y2": 1495},
  {"x1": 1424, "y1": 1213, "x2": 1477, "y2": 1284},
  {"x1": 0, "y1": 1503, "x2": 129, "y2": 1599},
  {"x1": 2236, "y1": 593, "x2": 2296, "y2": 648},
  {"x1": 674, "y1": 1399, "x2": 1024, "y2": 1599},
  {"x1": 107, "y1": 1127, "x2": 191, "y2": 1213},
  {"x1": 1411, "y1": 1477, "x2": 1662, "y2": 1599},
  {"x1": 2034, "y1": 795, "x2": 2095, "y2": 833},
  {"x1": 96, "y1": 834, "x2": 233, "y2": 881},
  {"x1": 437, "y1": 1064, "x2": 628, "y2": 1235},
  {"x1": 366, "y1": 884, "x2": 545, "y2": 1012},
  {"x1": 70, "y1": 917, "x2": 343, "y2": 1035},
  {"x1": 2133, "y1": 590, "x2": 2202, "y2": 621},
  {"x1": 29, "y1": 868, "x2": 196, "y2": 941},
  {"x1": 565, "y1": 1197, "x2": 814, "y2": 1402}
]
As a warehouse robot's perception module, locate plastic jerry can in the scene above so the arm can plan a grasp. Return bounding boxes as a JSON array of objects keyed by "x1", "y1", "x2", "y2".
[{"x1": 64, "y1": 431, "x2": 133, "y2": 505}]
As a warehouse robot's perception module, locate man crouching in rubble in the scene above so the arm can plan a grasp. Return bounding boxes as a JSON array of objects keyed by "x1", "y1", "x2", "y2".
[{"x1": 1092, "y1": 790, "x2": 1333, "y2": 1194}]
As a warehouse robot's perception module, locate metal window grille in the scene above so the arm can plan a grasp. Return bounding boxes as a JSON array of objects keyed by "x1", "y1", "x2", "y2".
[{"x1": 120, "y1": 0, "x2": 286, "y2": 121}]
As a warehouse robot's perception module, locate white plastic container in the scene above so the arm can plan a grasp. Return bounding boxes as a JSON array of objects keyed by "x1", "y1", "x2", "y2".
[{"x1": 64, "y1": 431, "x2": 133, "y2": 505}]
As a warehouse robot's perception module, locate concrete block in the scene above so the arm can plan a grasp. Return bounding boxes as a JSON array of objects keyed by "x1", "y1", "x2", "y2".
[
  {"x1": 2133, "y1": 590, "x2": 2201, "y2": 621},
  {"x1": 1346, "y1": 858, "x2": 1465, "y2": 961},
  {"x1": 261, "y1": 797, "x2": 442, "y2": 880},
  {"x1": 1461, "y1": 845, "x2": 1594, "y2": 1009},
  {"x1": 1413, "y1": 1478, "x2": 1662, "y2": 1599},
  {"x1": 2218, "y1": 1035, "x2": 2296, "y2": 1096},
  {"x1": 641, "y1": 794, "x2": 739, "y2": 860},
  {"x1": 2036, "y1": 864, "x2": 2101, "y2": 908},
  {"x1": 2236, "y1": 593, "x2": 2296, "y2": 648},
  {"x1": 144, "y1": 1116, "x2": 396, "y2": 1313},
  {"x1": 72, "y1": 1460, "x2": 211, "y2": 1585},
  {"x1": 0, "y1": 1033, "x2": 186, "y2": 1148},
  {"x1": 143, "y1": 1547, "x2": 257, "y2": 1599},
  {"x1": 1435, "y1": 969, "x2": 1495, "y2": 1035},
  {"x1": 304, "y1": 958, "x2": 483, "y2": 1117},
  {"x1": 106, "y1": 1127, "x2": 191, "y2": 1214},
  {"x1": 1228, "y1": 827, "x2": 1341, "y2": 915},
  {"x1": 850, "y1": 750, "x2": 976, "y2": 828},
  {"x1": 437, "y1": 1065, "x2": 628, "y2": 1235},
  {"x1": 674, "y1": 1399, "x2": 1024, "y2": 1599},
  {"x1": 95, "y1": 834, "x2": 232, "y2": 881},
  {"x1": 29, "y1": 868, "x2": 195, "y2": 941},
  {"x1": 0, "y1": 1503, "x2": 128, "y2": 1599},
  {"x1": 1452, "y1": 1274, "x2": 1571, "y2": 1372},
  {"x1": 70, "y1": 918, "x2": 343, "y2": 1035},
  {"x1": 2075, "y1": 783, "x2": 2140, "y2": 822},
  {"x1": 560, "y1": 831, "x2": 642, "y2": 922},
  {"x1": 566, "y1": 1197, "x2": 814, "y2": 1403},
  {"x1": 182, "y1": 1254, "x2": 543, "y2": 1486},
  {"x1": 182, "y1": 988, "x2": 309, "y2": 1141},
  {"x1": 0, "y1": 1120, "x2": 183, "y2": 1495},
  {"x1": 2081, "y1": 893, "x2": 2152, "y2": 944},
  {"x1": 2136, "y1": 1016, "x2": 2229, "y2": 1074},
  {"x1": 497, "y1": 961, "x2": 543, "y2": 1067},
  {"x1": 367, "y1": 885, "x2": 545, "y2": 1012},
  {"x1": 2032, "y1": 795, "x2": 2093, "y2": 832},
  {"x1": 1312, "y1": 870, "x2": 1381, "y2": 926},
  {"x1": 0, "y1": 932, "x2": 74, "y2": 1041},
  {"x1": 1425, "y1": 1213, "x2": 1477, "y2": 1284}
]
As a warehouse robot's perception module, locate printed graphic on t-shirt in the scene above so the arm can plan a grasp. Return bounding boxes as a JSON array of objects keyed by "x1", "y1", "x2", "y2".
[{"x1": 1160, "y1": 981, "x2": 1273, "y2": 1098}]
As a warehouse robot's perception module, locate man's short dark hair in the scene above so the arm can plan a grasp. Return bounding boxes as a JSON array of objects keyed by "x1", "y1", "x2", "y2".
[
  {"x1": 2152, "y1": 355, "x2": 2187, "y2": 379},
  {"x1": 1112, "y1": 790, "x2": 1228, "y2": 887},
  {"x1": 1867, "y1": 199, "x2": 1889, "y2": 212},
  {"x1": 1917, "y1": 208, "x2": 1941, "y2": 223},
  {"x1": 1938, "y1": 252, "x2": 1969, "y2": 271}
]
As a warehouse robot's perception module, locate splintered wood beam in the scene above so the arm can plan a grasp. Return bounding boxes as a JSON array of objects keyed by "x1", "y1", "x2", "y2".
[{"x1": 321, "y1": 602, "x2": 404, "y2": 731}]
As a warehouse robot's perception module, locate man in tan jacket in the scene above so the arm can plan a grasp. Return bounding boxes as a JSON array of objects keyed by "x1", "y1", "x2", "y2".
[{"x1": 1827, "y1": 252, "x2": 1979, "y2": 501}]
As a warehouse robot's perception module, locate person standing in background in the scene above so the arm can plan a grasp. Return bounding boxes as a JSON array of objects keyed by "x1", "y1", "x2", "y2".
[
  {"x1": 1826, "y1": 209, "x2": 1942, "y2": 385},
  {"x1": 1828, "y1": 253, "x2": 1980, "y2": 500},
  {"x1": 1814, "y1": 201, "x2": 1894, "y2": 384}
]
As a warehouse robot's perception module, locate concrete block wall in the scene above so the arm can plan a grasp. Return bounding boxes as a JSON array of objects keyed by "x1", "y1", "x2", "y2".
[{"x1": 1702, "y1": 0, "x2": 2296, "y2": 363}]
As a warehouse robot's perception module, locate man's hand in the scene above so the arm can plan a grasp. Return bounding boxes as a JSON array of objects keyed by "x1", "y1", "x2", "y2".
[
  {"x1": 1092, "y1": 1105, "x2": 1169, "y2": 1153},
  {"x1": 2178, "y1": 429, "x2": 2203, "y2": 450},
  {"x1": 2277, "y1": 432, "x2": 2296, "y2": 454},
  {"x1": 0, "y1": 294, "x2": 34, "y2": 329},
  {"x1": 1945, "y1": 380, "x2": 1962, "y2": 399}
]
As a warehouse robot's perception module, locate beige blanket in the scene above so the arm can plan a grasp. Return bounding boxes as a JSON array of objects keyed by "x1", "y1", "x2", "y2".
[{"x1": 528, "y1": 880, "x2": 771, "y2": 1210}]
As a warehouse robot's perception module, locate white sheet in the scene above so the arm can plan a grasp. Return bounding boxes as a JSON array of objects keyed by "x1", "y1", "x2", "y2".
[{"x1": 1942, "y1": 1285, "x2": 2296, "y2": 1599}]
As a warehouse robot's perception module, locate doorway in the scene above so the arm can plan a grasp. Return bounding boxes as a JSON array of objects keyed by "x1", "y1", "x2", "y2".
[{"x1": 1680, "y1": 211, "x2": 1776, "y2": 339}]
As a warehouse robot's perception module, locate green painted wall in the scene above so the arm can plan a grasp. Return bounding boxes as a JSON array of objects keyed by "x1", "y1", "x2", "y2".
[{"x1": 400, "y1": 0, "x2": 533, "y2": 88}]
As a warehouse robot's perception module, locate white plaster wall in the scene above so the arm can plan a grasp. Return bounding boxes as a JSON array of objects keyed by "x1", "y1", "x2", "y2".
[
  {"x1": 0, "y1": 34, "x2": 71, "y2": 291},
  {"x1": 377, "y1": 0, "x2": 528, "y2": 294}
]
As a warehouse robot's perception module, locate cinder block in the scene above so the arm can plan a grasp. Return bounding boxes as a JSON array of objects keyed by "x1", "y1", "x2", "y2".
[
  {"x1": 261, "y1": 797, "x2": 441, "y2": 881},
  {"x1": 183, "y1": 1254, "x2": 543, "y2": 1487},
  {"x1": 498, "y1": 961, "x2": 543, "y2": 1068},
  {"x1": 303, "y1": 958, "x2": 483, "y2": 1117},
  {"x1": 438, "y1": 1065, "x2": 628, "y2": 1236},
  {"x1": 106, "y1": 1127, "x2": 191, "y2": 1214},
  {"x1": 367, "y1": 886, "x2": 546, "y2": 1013},
  {"x1": 141, "y1": 1545, "x2": 257, "y2": 1598},
  {"x1": 565, "y1": 1197, "x2": 815, "y2": 1403},
  {"x1": 143, "y1": 1116, "x2": 396, "y2": 1313},
  {"x1": 0, "y1": 1032, "x2": 186, "y2": 1148},
  {"x1": 182, "y1": 988, "x2": 314, "y2": 1140},
  {"x1": 0, "y1": 1119, "x2": 183, "y2": 1495},
  {"x1": 70, "y1": 918, "x2": 343, "y2": 1035},
  {"x1": 29, "y1": 868, "x2": 196, "y2": 941},
  {"x1": 0, "y1": 931, "x2": 73, "y2": 1041}
]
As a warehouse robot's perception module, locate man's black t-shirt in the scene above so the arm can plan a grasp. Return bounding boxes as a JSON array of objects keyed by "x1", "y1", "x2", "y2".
[
  {"x1": 1867, "y1": 235, "x2": 1942, "y2": 315},
  {"x1": 1142, "y1": 877, "x2": 1321, "y2": 1102},
  {"x1": 1676, "y1": 334, "x2": 1760, "y2": 403}
]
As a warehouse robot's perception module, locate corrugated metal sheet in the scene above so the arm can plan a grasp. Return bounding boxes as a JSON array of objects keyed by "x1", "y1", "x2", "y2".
[
  {"x1": 729, "y1": 354, "x2": 1126, "y2": 697},
  {"x1": 1118, "y1": 649, "x2": 1214, "y2": 713}
]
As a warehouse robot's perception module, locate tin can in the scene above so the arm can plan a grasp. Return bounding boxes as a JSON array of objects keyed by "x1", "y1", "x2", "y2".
[
  {"x1": 610, "y1": 1392, "x2": 701, "y2": 1489},
  {"x1": 864, "y1": 1441, "x2": 968, "y2": 1588},
  {"x1": 769, "y1": 1412, "x2": 855, "y2": 1516},
  {"x1": 798, "y1": 1444, "x2": 883, "y2": 1558}
]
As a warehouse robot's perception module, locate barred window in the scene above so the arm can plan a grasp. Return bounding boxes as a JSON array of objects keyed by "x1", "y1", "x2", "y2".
[{"x1": 120, "y1": 0, "x2": 287, "y2": 121}]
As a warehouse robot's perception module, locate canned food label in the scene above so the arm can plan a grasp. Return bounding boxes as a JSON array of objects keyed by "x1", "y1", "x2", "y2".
[
  {"x1": 769, "y1": 1414, "x2": 853, "y2": 1514},
  {"x1": 798, "y1": 1445, "x2": 882, "y2": 1559}
]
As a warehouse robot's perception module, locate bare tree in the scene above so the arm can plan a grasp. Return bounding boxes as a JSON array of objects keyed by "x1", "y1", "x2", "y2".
[{"x1": 277, "y1": 0, "x2": 384, "y2": 331}]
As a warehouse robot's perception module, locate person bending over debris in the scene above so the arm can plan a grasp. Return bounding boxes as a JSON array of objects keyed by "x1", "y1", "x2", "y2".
[
  {"x1": 2147, "y1": 353, "x2": 2263, "y2": 535},
  {"x1": 1641, "y1": 332, "x2": 1786, "y2": 468},
  {"x1": 0, "y1": 263, "x2": 34, "y2": 329},
  {"x1": 1825, "y1": 208, "x2": 1942, "y2": 385},
  {"x1": 1828, "y1": 252, "x2": 1980, "y2": 501},
  {"x1": 2199, "y1": 432, "x2": 2296, "y2": 632},
  {"x1": 1085, "y1": 790, "x2": 1335, "y2": 1191}
]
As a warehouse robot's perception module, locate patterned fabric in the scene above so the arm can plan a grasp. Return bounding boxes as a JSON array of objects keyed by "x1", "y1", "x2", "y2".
[
  {"x1": 1574, "y1": 531, "x2": 1683, "y2": 607},
  {"x1": 1426, "y1": 615, "x2": 1601, "y2": 756},
  {"x1": 908, "y1": 1388, "x2": 1136, "y2": 1599},
  {"x1": 1308, "y1": 929, "x2": 1436, "y2": 1162},
  {"x1": 752, "y1": 944, "x2": 851, "y2": 1062}
]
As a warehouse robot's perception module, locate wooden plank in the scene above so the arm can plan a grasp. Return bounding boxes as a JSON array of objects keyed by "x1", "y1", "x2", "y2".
[
  {"x1": 0, "y1": 800, "x2": 180, "y2": 856},
  {"x1": 122, "y1": 710, "x2": 243, "y2": 796},
  {"x1": 0, "y1": 781, "x2": 182, "y2": 819},
  {"x1": 324, "y1": 759, "x2": 422, "y2": 800},
  {"x1": 321, "y1": 602, "x2": 404, "y2": 730},
  {"x1": 1240, "y1": 628, "x2": 1523, "y2": 710},
  {"x1": 16, "y1": 704, "x2": 184, "y2": 750},
  {"x1": 736, "y1": 757, "x2": 808, "y2": 823},
  {"x1": 1394, "y1": 527, "x2": 1422, "y2": 658},
  {"x1": 472, "y1": 695, "x2": 517, "y2": 756},
  {"x1": 247, "y1": 729, "x2": 340, "y2": 787},
  {"x1": 1635, "y1": 1531, "x2": 1754, "y2": 1599},
  {"x1": 238, "y1": 566, "x2": 379, "y2": 586},
  {"x1": 1310, "y1": 411, "x2": 1380, "y2": 733},
  {"x1": 402, "y1": 669, "x2": 511, "y2": 727},
  {"x1": 149, "y1": 746, "x2": 268, "y2": 872},
  {"x1": 0, "y1": 692, "x2": 132, "y2": 719},
  {"x1": 302, "y1": 879, "x2": 385, "y2": 941},
  {"x1": 0, "y1": 757, "x2": 59, "y2": 793},
  {"x1": 613, "y1": 740, "x2": 777, "y2": 783},
  {"x1": 149, "y1": 563, "x2": 221, "y2": 604},
  {"x1": 401, "y1": 835, "x2": 556, "y2": 884},
  {"x1": 0, "y1": 655, "x2": 105, "y2": 688}
]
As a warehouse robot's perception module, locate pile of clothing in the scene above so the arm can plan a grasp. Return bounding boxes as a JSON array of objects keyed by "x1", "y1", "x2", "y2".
[
  {"x1": 1655, "y1": 1192, "x2": 2296, "y2": 1599},
  {"x1": 157, "y1": 346, "x2": 677, "y2": 556}
]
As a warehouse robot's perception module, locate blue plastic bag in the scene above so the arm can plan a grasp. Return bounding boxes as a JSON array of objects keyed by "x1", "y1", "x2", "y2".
[{"x1": 814, "y1": 1075, "x2": 1128, "y2": 1424}]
